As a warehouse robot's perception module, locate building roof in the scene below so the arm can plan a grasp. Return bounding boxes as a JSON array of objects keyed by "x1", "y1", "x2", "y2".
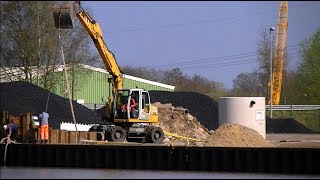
[{"x1": 0, "y1": 64, "x2": 175, "y2": 90}]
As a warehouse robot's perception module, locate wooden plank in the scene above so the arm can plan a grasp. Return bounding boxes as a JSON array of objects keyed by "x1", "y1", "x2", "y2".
[
  {"x1": 50, "y1": 129, "x2": 59, "y2": 144},
  {"x1": 68, "y1": 131, "x2": 78, "y2": 144}
]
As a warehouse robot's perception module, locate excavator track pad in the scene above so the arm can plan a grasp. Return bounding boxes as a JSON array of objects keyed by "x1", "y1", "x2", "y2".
[{"x1": 53, "y1": 2, "x2": 77, "y2": 29}]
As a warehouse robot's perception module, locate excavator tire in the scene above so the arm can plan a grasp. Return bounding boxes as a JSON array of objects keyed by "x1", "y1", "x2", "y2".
[
  {"x1": 109, "y1": 126, "x2": 126, "y2": 142},
  {"x1": 146, "y1": 127, "x2": 164, "y2": 144},
  {"x1": 53, "y1": 2, "x2": 76, "y2": 29}
]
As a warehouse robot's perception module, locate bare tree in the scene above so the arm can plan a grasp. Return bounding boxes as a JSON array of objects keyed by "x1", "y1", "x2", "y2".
[
  {"x1": 0, "y1": 1, "x2": 99, "y2": 95},
  {"x1": 256, "y1": 29, "x2": 289, "y2": 103},
  {"x1": 229, "y1": 71, "x2": 264, "y2": 97}
]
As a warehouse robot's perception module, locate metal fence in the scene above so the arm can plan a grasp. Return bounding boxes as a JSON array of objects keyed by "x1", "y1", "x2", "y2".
[{"x1": 266, "y1": 105, "x2": 320, "y2": 111}]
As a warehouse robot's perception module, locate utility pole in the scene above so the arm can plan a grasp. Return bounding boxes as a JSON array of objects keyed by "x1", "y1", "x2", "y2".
[{"x1": 269, "y1": 27, "x2": 275, "y2": 118}]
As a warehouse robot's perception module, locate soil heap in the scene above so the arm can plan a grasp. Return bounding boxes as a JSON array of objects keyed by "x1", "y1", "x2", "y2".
[{"x1": 153, "y1": 102, "x2": 275, "y2": 147}]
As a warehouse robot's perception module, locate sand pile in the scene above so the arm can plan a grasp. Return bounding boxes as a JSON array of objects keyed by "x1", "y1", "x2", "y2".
[
  {"x1": 153, "y1": 102, "x2": 275, "y2": 147},
  {"x1": 203, "y1": 123, "x2": 275, "y2": 147}
]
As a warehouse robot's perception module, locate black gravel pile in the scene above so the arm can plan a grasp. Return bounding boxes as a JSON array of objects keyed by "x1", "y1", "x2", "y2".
[
  {"x1": 266, "y1": 117, "x2": 315, "y2": 133},
  {"x1": 0, "y1": 81, "x2": 102, "y2": 129},
  {"x1": 149, "y1": 91, "x2": 219, "y2": 131}
]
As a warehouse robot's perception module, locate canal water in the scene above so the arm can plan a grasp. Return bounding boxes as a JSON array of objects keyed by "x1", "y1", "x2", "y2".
[{"x1": 1, "y1": 166, "x2": 319, "y2": 179}]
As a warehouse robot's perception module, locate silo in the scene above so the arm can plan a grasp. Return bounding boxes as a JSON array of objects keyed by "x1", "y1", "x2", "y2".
[{"x1": 218, "y1": 97, "x2": 266, "y2": 139}]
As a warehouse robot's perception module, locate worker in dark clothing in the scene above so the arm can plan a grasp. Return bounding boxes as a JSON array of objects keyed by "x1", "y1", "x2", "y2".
[
  {"x1": 38, "y1": 112, "x2": 50, "y2": 143},
  {"x1": 3, "y1": 123, "x2": 19, "y2": 141}
]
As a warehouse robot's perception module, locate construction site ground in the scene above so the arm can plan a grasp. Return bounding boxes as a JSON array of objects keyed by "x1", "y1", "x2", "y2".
[
  {"x1": 1, "y1": 81, "x2": 319, "y2": 148},
  {"x1": 266, "y1": 133, "x2": 320, "y2": 148}
]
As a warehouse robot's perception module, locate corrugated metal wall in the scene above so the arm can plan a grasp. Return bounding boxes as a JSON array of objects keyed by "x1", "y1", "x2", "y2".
[
  {"x1": 1, "y1": 144, "x2": 320, "y2": 174},
  {"x1": 36, "y1": 66, "x2": 174, "y2": 104}
]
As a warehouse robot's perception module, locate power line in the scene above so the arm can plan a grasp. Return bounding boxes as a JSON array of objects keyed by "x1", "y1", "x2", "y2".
[
  {"x1": 143, "y1": 45, "x2": 299, "y2": 69},
  {"x1": 170, "y1": 53, "x2": 299, "y2": 70}
]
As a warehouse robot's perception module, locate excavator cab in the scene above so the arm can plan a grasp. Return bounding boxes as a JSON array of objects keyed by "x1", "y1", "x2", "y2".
[{"x1": 113, "y1": 89, "x2": 152, "y2": 121}]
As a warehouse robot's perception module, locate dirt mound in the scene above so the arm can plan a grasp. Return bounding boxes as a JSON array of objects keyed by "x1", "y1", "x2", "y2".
[
  {"x1": 153, "y1": 102, "x2": 210, "y2": 141},
  {"x1": 153, "y1": 102, "x2": 275, "y2": 147},
  {"x1": 204, "y1": 123, "x2": 275, "y2": 147},
  {"x1": 0, "y1": 81, "x2": 102, "y2": 129}
]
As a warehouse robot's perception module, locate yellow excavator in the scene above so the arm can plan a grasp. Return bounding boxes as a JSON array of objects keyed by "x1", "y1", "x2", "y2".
[{"x1": 53, "y1": 1, "x2": 164, "y2": 143}]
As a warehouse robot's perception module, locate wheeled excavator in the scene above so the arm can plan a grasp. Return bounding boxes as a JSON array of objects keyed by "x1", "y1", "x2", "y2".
[{"x1": 53, "y1": 1, "x2": 164, "y2": 143}]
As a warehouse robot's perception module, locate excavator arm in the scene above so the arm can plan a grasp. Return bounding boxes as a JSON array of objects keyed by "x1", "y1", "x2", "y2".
[
  {"x1": 53, "y1": 1, "x2": 123, "y2": 99},
  {"x1": 76, "y1": 10, "x2": 123, "y2": 94}
]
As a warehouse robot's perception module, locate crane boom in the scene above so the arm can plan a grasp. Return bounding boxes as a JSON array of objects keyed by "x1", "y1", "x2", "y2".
[{"x1": 272, "y1": 1, "x2": 288, "y2": 105}]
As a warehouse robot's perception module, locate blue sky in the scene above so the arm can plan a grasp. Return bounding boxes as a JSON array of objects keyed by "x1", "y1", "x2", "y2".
[{"x1": 82, "y1": 1, "x2": 320, "y2": 89}]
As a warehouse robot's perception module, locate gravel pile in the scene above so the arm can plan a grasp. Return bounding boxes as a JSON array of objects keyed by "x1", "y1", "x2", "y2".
[
  {"x1": 0, "y1": 81, "x2": 101, "y2": 129},
  {"x1": 266, "y1": 117, "x2": 315, "y2": 133},
  {"x1": 149, "y1": 91, "x2": 219, "y2": 131}
]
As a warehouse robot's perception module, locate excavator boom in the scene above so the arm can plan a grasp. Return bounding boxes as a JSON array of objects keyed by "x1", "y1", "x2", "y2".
[{"x1": 53, "y1": 2, "x2": 123, "y2": 97}]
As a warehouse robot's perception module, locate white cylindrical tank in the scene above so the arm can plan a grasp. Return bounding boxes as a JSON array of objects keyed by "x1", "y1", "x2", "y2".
[{"x1": 218, "y1": 97, "x2": 266, "y2": 139}]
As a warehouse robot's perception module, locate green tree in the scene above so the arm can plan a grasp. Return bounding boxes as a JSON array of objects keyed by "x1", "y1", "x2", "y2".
[
  {"x1": 294, "y1": 29, "x2": 320, "y2": 104},
  {"x1": 280, "y1": 70, "x2": 298, "y2": 105}
]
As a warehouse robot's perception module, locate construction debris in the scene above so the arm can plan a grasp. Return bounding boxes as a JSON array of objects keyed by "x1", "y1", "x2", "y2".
[{"x1": 153, "y1": 102, "x2": 275, "y2": 147}]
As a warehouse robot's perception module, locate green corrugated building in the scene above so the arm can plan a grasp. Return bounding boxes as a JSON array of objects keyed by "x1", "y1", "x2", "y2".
[{"x1": 1, "y1": 64, "x2": 174, "y2": 106}]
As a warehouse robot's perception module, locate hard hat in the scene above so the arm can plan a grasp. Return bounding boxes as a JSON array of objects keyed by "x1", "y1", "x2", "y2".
[{"x1": 3, "y1": 125, "x2": 7, "y2": 130}]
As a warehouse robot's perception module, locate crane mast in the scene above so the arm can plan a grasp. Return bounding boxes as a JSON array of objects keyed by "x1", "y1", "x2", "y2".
[{"x1": 271, "y1": 1, "x2": 288, "y2": 105}]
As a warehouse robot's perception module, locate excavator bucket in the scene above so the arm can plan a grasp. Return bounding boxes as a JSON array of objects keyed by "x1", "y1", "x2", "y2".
[{"x1": 53, "y1": 2, "x2": 77, "y2": 29}]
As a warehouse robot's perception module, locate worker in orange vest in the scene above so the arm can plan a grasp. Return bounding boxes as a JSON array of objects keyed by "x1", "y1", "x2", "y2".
[{"x1": 38, "y1": 112, "x2": 49, "y2": 143}]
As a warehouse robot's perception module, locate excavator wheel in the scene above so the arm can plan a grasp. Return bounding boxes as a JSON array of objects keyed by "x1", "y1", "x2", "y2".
[
  {"x1": 146, "y1": 127, "x2": 164, "y2": 144},
  {"x1": 108, "y1": 126, "x2": 126, "y2": 142},
  {"x1": 53, "y1": 2, "x2": 77, "y2": 29}
]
